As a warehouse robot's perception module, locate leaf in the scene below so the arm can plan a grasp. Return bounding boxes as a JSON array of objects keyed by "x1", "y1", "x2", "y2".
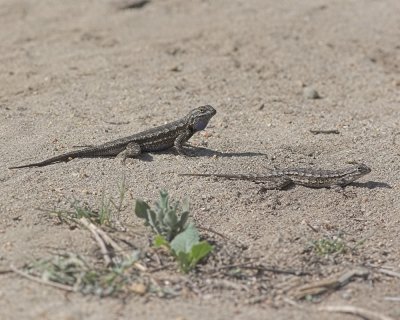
[
  {"x1": 153, "y1": 235, "x2": 170, "y2": 248},
  {"x1": 164, "y1": 209, "x2": 178, "y2": 229},
  {"x1": 159, "y1": 190, "x2": 169, "y2": 209},
  {"x1": 135, "y1": 199, "x2": 150, "y2": 219},
  {"x1": 189, "y1": 242, "x2": 213, "y2": 266},
  {"x1": 182, "y1": 198, "x2": 189, "y2": 212},
  {"x1": 170, "y1": 224, "x2": 199, "y2": 254},
  {"x1": 174, "y1": 241, "x2": 213, "y2": 273},
  {"x1": 176, "y1": 252, "x2": 191, "y2": 273},
  {"x1": 177, "y1": 210, "x2": 189, "y2": 230},
  {"x1": 147, "y1": 209, "x2": 159, "y2": 232},
  {"x1": 154, "y1": 207, "x2": 164, "y2": 223}
]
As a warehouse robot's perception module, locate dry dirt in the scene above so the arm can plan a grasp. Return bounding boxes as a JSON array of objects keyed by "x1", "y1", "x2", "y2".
[{"x1": 1, "y1": 0, "x2": 400, "y2": 319}]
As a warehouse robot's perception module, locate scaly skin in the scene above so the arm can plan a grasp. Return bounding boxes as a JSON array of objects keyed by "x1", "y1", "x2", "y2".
[
  {"x1": 9, "y1": 105, "x2": 216, "y2": 168},
  {"x1": 179, "y1": 164, "x2": 371, "y2": 189}
]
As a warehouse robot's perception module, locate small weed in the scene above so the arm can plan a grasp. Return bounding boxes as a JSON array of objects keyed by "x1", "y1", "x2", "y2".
[
  {"x1": 52, "y1": 177, "x2": 127, "y2": 227},
  {"x1": 135, "y1": 191, "x2": 213, "y2": 273},
  {"x1": 154, "y1": 224, "x2": 213, "y2": 273},
  {"x1": 15, "y1": 188, "x2": 214, "y2": 297},
  {"x1": 311, "y1": 237, "x2": 346, "y2": 256},
  {"x1": 135, "y1": 190, "x2": 189, "y2": 241},
  {"x1": 23, "y1": 251, "x2": 142, "y2": 296}
]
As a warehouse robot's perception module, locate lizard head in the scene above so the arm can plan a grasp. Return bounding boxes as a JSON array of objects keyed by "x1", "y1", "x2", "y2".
[
  {"x1": 187, "y1": 105, "x2": 217, "y2": 132},
  {"x1": 341, "y1": 163, "x2": 371, "y2": 185},
  {"x1": 354, "y1": 163, "x2": 371, "y2": 176}
]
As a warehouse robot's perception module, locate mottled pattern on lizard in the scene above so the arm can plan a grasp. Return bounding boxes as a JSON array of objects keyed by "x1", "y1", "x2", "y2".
[
  {"x1": 179, "y1": 164, "x2": 371, "y2": 189},
  {"x1": 10, "y1": 105, "x2": 216, "y2": 168}
]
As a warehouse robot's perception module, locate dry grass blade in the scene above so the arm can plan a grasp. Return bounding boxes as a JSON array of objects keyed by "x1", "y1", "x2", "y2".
[
  {"x1": 79, "y1": 217, "x2": 112, "y2": 266},
  {"x1": 10, "y1": 264, "x2": 75, "y2": 292},
  {"x1": 310, "y1": 129, "x2": 340, "y2": 135},
  {"x1": 284, "y1": 298, "x2": 394, "y2": 320},
  {"x1": 292, "y1": 268, "x2": 369, "y2": 299},
  {"x1": 78, "y1": 217, "x2": 147, "y2": 271},
  {"x1": 383, "y1": 296, "x2": 400, "y2": 301},
  {"x1": 318, "y1": 305, "x2": 395, "y2": 320},
  {"x1": 378, "y1": 268, "x2": 400, "y2": 279},
  {"x1": 0, "y1": 269, "x2": 12, "y2": 275},
  {"x1": 241, "y1": 264, "x2": 310, "y2": 276}
]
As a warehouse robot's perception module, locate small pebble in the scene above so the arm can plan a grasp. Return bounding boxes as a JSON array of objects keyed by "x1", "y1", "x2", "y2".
[
  {"x1": 341, "y1": 289, "x2": 353, "y2": 300},
  {"x1": 170, "y1": 65, "x2": 182, "y2": 72},
  {"x1": 129, "y1": 283, "x2": 147, "y2": 295},
  {"x1": 303, "y1": 87, "x2": 321, "y2": 99}
]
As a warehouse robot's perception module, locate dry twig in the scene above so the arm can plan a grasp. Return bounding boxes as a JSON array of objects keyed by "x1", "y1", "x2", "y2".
[
  {"x1": 318, "y1": 305, "x2": 395, "y2": 320},
  {"x1": 78, "y1": 217, "x2": 146, "y2": 271},
  {"x1": 310, "y1": 129, "x2": 340, "y2": 135},
  {"x1": 284, "y1": 298, "x2": 394, "y2": 320},
  {"x1": 378, "y1": 268, "x2": 400, "y2": 279},
  {"x1": 79, "y1": 217, "x2": 112, "y2": 266},
  {"x1": 292, "y1": 268, "x2": 369, "y2": 299}
]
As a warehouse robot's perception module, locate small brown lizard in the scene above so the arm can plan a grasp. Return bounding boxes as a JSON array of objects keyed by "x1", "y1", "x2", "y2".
[
  {"x1": 179, "y1": 163, "x2": 371, "y2": 189},
  {"x1": 10, "y1": 105, "x2": 216, "y2": 168}
]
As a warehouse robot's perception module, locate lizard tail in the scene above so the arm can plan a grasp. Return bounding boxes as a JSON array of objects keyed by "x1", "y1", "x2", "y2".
[
  {"x1": 8, "y1": 148, "x2": 94, "y2": 169},
  {"x1": 9, "y1": 154, "x2": 74, "y2": 169},
  {"x1": 178, "y1": 173, "x2": 258, "y2": 181}
]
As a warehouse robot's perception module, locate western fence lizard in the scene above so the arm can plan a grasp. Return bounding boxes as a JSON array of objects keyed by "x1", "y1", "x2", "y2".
[
  {"x1": 179, "y1": 163, "x2": 371, "y2": 189},
  {"x1": 10, "y1": 105, "x2": 216, "y2": 169}
]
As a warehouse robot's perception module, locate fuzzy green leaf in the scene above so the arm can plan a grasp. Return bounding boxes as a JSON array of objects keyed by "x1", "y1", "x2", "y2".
[
  {"x1": 147, "y1": 209, "x2": 158, "y2": 231},
  {"x1": 170, "y1": 224, "x2": 199, "y2": 254},
  {"x1": 178, "y1": 211, "x2": 189, "y2": 230},
  {"x1": 174, "y1": 241, "x2": 213, "y2": 273},
  {"x1": 164, "y1": 209, "x2": 178, "y2": 228},
  {"x1": 189, "y1": 242, "x2": 213, "y2": 266},
  {"x1": 135, "y1": 199, "x2": 150, "y2": 219},
  {"x1": 176, "y1": 252, "x2": 191, "y2": 273},
  {"x1": 159, "y1": 190, "x2": 169, "y2": 209},
  {"x1": 153, "y1": 235, "x2": 170, "y2": 248}
]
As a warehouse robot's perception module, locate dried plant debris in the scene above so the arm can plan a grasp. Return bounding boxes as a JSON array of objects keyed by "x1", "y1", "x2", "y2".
[
  {"x1": 15, "y1": 252, "x2": 143, "y2": 296},
  {"x1": 291, "y1": 268, "x2": 369, "y2": 300},
  {"x1": 12, "y1": 186, "x2": 373, "y2": 302},
  {"x1": 310, "y1": 129, "x2": 340, "y2": 135},
  {"x1": 318, "y1": 305, "x2": 395, "y2": 320}
]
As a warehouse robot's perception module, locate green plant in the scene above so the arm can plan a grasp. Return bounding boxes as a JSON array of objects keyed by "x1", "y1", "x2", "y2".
[
  {"x1": 311, "y1": 238, "x2": 346, "y2": 256},
  {"x1": 52, "y1": 177, "x2": 127, "y2": 227},
  {"x1": 155, "y1": 224, "x2": 213, "y2": 273},
  {"x1": 23, "y1": 251, "x2": 142, "y2": 297},
  {"x1": 17, "y1": 187, "x2": 215, "y2": 298},
  {"x1": 135, "y1": 191, "x2": 213, "y2": 272},
  {"x1": 135, "y1": 190, "x2": 189, "y2": 241}
]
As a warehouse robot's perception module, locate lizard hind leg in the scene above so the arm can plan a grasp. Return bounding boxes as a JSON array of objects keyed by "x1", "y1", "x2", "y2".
[
  {"x1": 258, "y1": 178, "x2": 293, "y2": 192},
  {"x1": 117, "y1": 142, "x2": 141, "y2": 164}
]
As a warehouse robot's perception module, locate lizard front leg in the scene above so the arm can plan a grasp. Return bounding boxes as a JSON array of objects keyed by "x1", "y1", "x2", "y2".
[
  {"x1": 117, "y1": 142, "x2": 141, "y2": 164},
  {"x1": 174, "y1": 130, "x2": 194, "y2": 156}
]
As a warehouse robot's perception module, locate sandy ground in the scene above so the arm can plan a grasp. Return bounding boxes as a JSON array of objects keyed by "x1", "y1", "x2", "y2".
[{"x1": 1, "y1": 0, "x2": 400, "y2": 319}]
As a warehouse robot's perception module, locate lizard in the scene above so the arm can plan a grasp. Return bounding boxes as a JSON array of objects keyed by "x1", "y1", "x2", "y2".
[
  {"x1": 9, "y1": 105, "x2": 216, "y2": 169},
  {"x1": 179, "y1": 163, "x2": 371, "y2": 189}
]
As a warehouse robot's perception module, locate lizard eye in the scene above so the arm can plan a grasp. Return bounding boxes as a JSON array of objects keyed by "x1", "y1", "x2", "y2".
[{"x1": 357, "y1": 164, "x2": 371, "y2": 173}]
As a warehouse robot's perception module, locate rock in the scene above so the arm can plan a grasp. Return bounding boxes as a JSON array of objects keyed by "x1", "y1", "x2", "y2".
[{"x1": 303, "y1": 87, "x2": 321, "y2": 99}]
